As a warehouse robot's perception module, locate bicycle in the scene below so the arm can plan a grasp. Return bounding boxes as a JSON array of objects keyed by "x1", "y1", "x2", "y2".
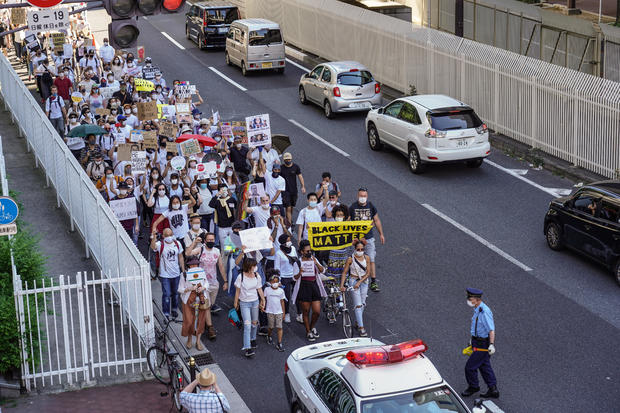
[
  {"x1": 323, "y1": 277, "x2": 354, "y2": 338},
  {"x1": 147, "y1": 316, "x2": 184, "y2": 412}
]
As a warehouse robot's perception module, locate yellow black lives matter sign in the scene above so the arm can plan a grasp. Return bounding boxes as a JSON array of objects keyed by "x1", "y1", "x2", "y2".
[{"x1": 307, "y1": 221, "x2": 373, "y2": 251}]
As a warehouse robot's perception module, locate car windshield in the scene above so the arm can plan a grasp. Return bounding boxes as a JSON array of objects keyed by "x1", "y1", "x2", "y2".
[
  {"x1": 205, "y1": 8, "x2": 238, "y2": 26},
  {"x1": 429, "y1": 109, "x2": 482, "y2": 131},
  {"x1": 337, "y1": 70, "x2": 373, "y2": 86},
  {"x1": 361, "y1": 386, "x2": 469, "y2": 413},
  {"x1": 248, "y1": 29, "x2": 282, "y2": 46}
]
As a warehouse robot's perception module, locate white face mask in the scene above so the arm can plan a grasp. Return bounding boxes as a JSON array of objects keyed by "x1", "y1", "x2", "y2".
[
  {"x1": 106, "y1": 173, "x2": 113, "y2": 179},
  {"x1": 358, "y1": 197, "x2": 367, "y2": 204},
  {"x1": 335, "y1": 217, "x2": 344, "y2": 222},
  {"x1": 164, "y1": 236, "x2": 174, "y2": 243},
  {"x1": 119, "y1": 189, "x2": 127, "y2": 195},
  {"x1": 467, "y1": 300, "x2": 476, "y2": 308},
  {"x1": 251, "y1": 266, "x2": 257, "y2": 273},
  {"x1": 354, "y1": 250, "x2": 364, "y2": 257},
  {"x1": 192, "y1": 224, "x2": 200, "y2": 231},
  {"x1": 235, "y1": 144, "x2": 242, "y2": 150},
  {"x1": 226, "y1": 170, "x2": 233, "y2": 177},
  {"x1": 158, "y1": 190, "x2": 166, "y2": 196},
  {"x1": 285, "y1": 241, "x2": 292, "y2": 247},
  {"x1": 125, "y1": 109, "x2": 131, "y2": 114},
  {"x1": 271, "y1": 282, "x2": 279, "y2": 289},
  {"x1": 172, "y1": 203, "x2": 180, "y2": 210},
  {"x1": 132, "y1": 108, "x2": 138, "y2": 114},
  {"x1": 261, "y1": 204, "x2": 270, "y2": 210},
  {"x1": 171, "y1": 179, "x2": 178, "y2": 185}
]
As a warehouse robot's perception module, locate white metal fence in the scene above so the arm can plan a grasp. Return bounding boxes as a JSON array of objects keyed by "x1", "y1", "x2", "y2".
[
  {"x1": 0, "y1": 52, "x2": 154, "y2": 384},
  {"x1": 246, "y1": 0, "x2": 620, "y2": 177},
  {"x1": 14, "y1": 271, "x2": 148, "y2": 390}
]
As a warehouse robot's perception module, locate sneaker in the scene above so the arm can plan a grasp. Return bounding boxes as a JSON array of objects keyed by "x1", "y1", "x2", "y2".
[
  {"x1": 276, "y1": 343, "x2": 285, "y2": 352},
  {"x1": 257, "y1": 327, "x2": 268, "y2": 336},
  {"x1": 296, "y1": 314, "x2": 304, "y2": 324},
  {"x1": 210, "y1": 304, "x2": 222, "y2": 313},
  {"x1": 171, "y1": 310, "x2": 179, "y2": 318},
  {"x1": 244, "y1": 348, "x2": 255, "y2": 358},
  {"x1": 250, "y1": 339, "x2": 257, "y2": 349},
  {"x1": 266, "y1": 336, "x2": 273, "y2": 345},
  {"x1": 306, "y1": 332, "x2": 316, "y2": 342},
  {"x1": 359, "y1": 327, "x2": 368, "y2": 337},
  {"x1": 311, "y1": 328, "x2": 320, "y2": 338},
  {"x1": 369, "y1": 280, "x2": 380, "y2": 292},
  {"x1": 284, "y1": 314, "x2": 291, "y2": 323}
]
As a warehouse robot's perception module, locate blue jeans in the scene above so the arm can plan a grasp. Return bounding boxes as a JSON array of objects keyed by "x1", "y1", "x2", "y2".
[
  {"x1": 239, "y1": 300, "x2": 259, "y2": 350},
  {"x1": 349, "y1": 278, "x2": 369, "y2": 327},
  {"x1": 160, "y1": 276, "x2": 180, "y2": 316}
]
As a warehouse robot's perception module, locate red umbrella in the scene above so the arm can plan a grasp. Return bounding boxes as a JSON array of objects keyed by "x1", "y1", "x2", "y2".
[{"x1": 176, "y1": 134, "x2": 218, "y2": 147}]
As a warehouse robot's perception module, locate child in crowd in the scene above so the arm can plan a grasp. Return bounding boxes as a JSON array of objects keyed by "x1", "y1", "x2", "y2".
[{"x1": 263, "y1": 269, "x2": 286, "y2": 352}]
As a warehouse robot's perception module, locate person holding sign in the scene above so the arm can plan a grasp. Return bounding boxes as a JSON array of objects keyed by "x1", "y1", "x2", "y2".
[
  {"x1": 150, "y1": 228, "x2": 185, "y2": 319},
  {"x1": 291, "y1": 240, "x2": 328, "y2": 342},
  {"x1": 295, "y1": 193, "x2": 325, "y2": 246},
  {"x1": 152, "y1": 195, "x2": 195, "y2": 248},
  {"x1": 178, "y1": 257, "x2": 209, "y2": 350},
  {"x1": 339, "y1": 239, "x2": 371, "y2": 337},
  {"x1": 111, "y1": 182, "x2": 139, "y2": 245},
  {"x1": 209, "y1": 184, "x2": 238, "y2": 251}
]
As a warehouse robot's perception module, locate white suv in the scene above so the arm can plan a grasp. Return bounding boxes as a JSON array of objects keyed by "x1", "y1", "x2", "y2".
[{"x1": 365, "y1": 94, "x2": 490, "y2": 174}]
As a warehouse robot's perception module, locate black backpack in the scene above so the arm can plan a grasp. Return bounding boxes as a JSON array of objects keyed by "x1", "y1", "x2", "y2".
[{"x1": 42, "y1": 67, "x2": 54, "y2": 87}]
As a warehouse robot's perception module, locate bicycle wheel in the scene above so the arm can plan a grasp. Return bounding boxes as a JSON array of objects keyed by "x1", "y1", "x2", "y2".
[
  {"x1": 170, "y1": 364, "x2": 183, "y2": 411},
  {"x1": 341, "y1": 310, "x2": 353, "y2": 338},
  {"x1": 147, "y1": 346, "x2": 170, "y2": 385}
]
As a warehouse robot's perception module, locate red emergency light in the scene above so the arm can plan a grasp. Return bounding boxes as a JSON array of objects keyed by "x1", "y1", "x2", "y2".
[{"x1": 345, "y1": 339, "x2": 427, "y2": 366}]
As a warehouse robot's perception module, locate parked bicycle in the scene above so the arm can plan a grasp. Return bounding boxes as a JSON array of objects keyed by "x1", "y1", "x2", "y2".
[
  {"x1": 323, "y1": 277, "x2": 354, "y2": 338},
  {"x1": 147, "y1": 316, "x2": 184, "y2": 412}
]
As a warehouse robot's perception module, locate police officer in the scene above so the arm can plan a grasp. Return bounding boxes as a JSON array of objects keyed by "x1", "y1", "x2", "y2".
[{"x1": 461, "y1": 287, "x2": 499, "y2": 399}]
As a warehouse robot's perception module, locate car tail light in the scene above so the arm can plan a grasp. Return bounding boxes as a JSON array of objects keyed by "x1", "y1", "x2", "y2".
[
  {"x1": 279, "y1": 61, "x2": 284, "y2": 66},
  {"x1": 349, "y1": 68, "x2": 359, "y2": 72},
  {"x1": 476, "y1": 123, "x2": 488, "y2": 134},
  {"x1": 425, "y1": 128, "x2": 446, "y2": 138},
  {"x1": 284, "y1": 361, "x2": 289, "y2": 373},
  {"x1": 333, "y1": 87, "x2": 341, "y2": 97},
  {"x1": 345, "y1": 339, "x2": 427, "y2": 366},
  {"x1": 375, "y1": 83, "x2": 381, "y2": 94}
]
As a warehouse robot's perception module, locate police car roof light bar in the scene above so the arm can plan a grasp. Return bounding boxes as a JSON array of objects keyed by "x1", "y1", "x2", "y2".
[{"x1": 345, "y1": 339, "x2": 427, "y2": 366}]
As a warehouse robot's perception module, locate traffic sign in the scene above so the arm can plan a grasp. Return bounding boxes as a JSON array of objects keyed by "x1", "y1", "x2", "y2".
[
  {"x1": 0, "y1": 197, "x2": 19, "y2": 225},
  {"x1": 27, "y1": 7, "x2": 70, "y2": 33},
  {"x1": 0, "y1": 223, "x2": 17, "y2": 237},
  {"x1": 27, "y1": 0, "x2": 64, "y2": 8}
]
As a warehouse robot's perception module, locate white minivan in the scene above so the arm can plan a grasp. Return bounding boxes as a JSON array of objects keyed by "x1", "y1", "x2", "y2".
[{"x1": 225, "y1": 18, "x2": 285, "y2": 76}]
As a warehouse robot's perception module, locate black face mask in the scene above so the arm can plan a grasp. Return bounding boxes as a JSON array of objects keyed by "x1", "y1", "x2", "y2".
[
  {"x1": 272, "y1": 172, "x2": 279, "y2": 178},
  {"x1": 205, "y1": 241, "x2": 215, "y2": 249},
  {"x1": 303, "y1": 251, "x2": 312, "y2": 258},
  {"x1": 284, "y1": 160, "x2": 292, "y2": 165}
]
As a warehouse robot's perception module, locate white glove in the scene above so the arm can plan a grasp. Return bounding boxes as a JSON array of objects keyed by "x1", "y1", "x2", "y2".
[{"x1": 488, "y1": 344, "x2": 496, "y2": 355}]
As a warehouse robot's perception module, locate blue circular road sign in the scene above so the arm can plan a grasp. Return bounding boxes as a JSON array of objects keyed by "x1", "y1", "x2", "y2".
[{"x1": 0, "y1": 197, "x2": 19, "y2": 225}]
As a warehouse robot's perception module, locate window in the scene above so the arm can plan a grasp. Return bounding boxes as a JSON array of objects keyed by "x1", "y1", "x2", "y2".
[
  {"x1": 573, "y1": 192, "x2": 599, "y2": 216},
  {"x1": 321, "y1": 68, "x2": 332, "y2": 82},
  {"x1": 248, "y1": 28, "x2": 282, "y2": 46},
  {"x1": 337, "y1": 70, "x2": 373, "y2": 86},
  {"x1": 205, "y1": 7, "x2": 239, "y2": 26},
  {"x1": 384, "y1": 101, "x2": 404, "y2": 118},
  {"x1": 189, "y1": 6, "x2": 198, "y2": 16},
  {"x1": 361, "y1": 385, "x2": 469, "y2": 413},
  {"x1": 310, "y1": 369, "x2": 341, "y2": 411},
  {"x1": 429, "y1": 109, "x2": 483, "y2": 130},
  {"x1": 227, "y1": 28, "x2": 235, "y2": 39},
  {"x1": 337, "y1": 385, "x2": 356, "y2": 413},
  {"x1": 309, "y1": 66, "x2": 324, "y2": 80},
  {"x1": 398, "y1": 103, "x2": 421, "y2": 125},
  {"x1": 600, "y1": 201, "x2": 620, "y2": 223}
]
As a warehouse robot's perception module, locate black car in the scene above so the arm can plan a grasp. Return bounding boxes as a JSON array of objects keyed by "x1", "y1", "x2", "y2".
[
  {"x1": 185, "y1": 0, "x2": 239, "y2": 49},
  {"x1": 544, "y1": 180, "x2": 620, "y2": 285}
]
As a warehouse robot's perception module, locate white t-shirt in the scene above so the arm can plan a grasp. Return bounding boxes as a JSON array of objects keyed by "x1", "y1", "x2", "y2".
[
  {"x1": 274, "y1": 249, "x2": 299, "y2": 278},
  {"x1": 248, "y1": 206, "x2": 270, "y2": 228},
  {"x1": 197, "y1": 187, "x2": 214, "y2": 215},
  {"x1": 263, "y1": 286, "x2": 285, "y2": 314},
  {"x1": 251, "y1": 149, "x2": 279, "y2": 172},
  {"x1": 155, "y1": 240, "x2": 182, "y2": 278},
  {"x1": 163, "y1": 205, "x2": 190, "y2": 239},
  {"x1": 295, "y1": 206, "x2": 325, "y2": 240},
  {"x1": 234, "y1": 273, "x2": 263, "y2": 302},
  {"x1": 265, "y1": 174, "x2": 285, "y2": 205},
  {"x1": 153, "y1": 195, "x2": 170, "y2": 214}
]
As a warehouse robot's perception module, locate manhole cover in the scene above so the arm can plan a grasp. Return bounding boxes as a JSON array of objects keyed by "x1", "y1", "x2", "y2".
[{"x1": 185, "y1": 353, "x2": 214, "y2": 366}]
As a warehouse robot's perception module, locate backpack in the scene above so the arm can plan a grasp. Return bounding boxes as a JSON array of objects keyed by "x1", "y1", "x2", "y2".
[
  {"x1": 156, "y1": 239, "x2": 180, "y2": 272},
  {"x1": 42, "y1": 67, "x2": 54, "y2": 86}
]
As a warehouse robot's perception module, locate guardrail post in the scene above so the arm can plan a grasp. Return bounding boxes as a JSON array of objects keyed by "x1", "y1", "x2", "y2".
[
  {"x1": 494, "y1": 64, "x2": 500, "y2": 131},
  {"x1": 58, "y1": 275, "x2": 73, "y2": 385},
  {"x1": 189, "y1": 357, "x2": 196, "y2": 389}
]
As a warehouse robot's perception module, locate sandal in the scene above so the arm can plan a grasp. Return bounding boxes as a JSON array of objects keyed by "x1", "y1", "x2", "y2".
[
  {"x1": 185, "y1": 340, "x2": 193, "y2": 349},
  {"x1": 196, "y1": 340, "x2": 204, "y2": 351}
]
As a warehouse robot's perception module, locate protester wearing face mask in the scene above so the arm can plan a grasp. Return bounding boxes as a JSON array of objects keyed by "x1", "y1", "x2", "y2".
[
  {"x1": 295, "y1": 192, "x2": 325, "y2": 246},
  {"x1": 244, "y1": 195, "x2": 272, "y2": 228},
  {"x1": 99, "y1": 38, "x2": 115, "y2": 64},
  {"x1": 112, "y1": 182, "x2": 139, "y2": 245},
  {"x1": 209, "y1": 184, "x2": 238, "y2": 250},
  {"x1": 123, "y1": 104, "x2": 139, "y2": 129},
  {"x1": 85, "y1": 153, "x2": 105, "y2": 182},
  {"x1": 233, "y1": 257, "x2": 265, "y2": 358},
  {"x1": 248, "y1": 144, "x2": 279, "y2": 172},
  {"x1": 185, "y1": 231, "x2": 228, "y2": 340},
  {"x1": 111, "y1": 56, "x2": 124, "y2": 78},
  {"x1": 153, "y1": 72, "x2": 167, "y2": 88},
  {"x1": 95, "y1": 166, "x2": 122, "y2": 201},
  {"x1": 195, "y1": 179, "x2": 216, "y2": 234},
  {"x1": 183, "y1": 214, "x2": 207, "y2": 248},
  {"x1": 324, "y1": 204, "x2": 352, "y2": 279},
  {"x1": 116, "y1": 115, "x2": 132, "y2": 140},
  {"x1": 292, "y1": 240, "x2": 327, "y2": 342},
  {"x1": 339, "y1": 239, "x2": 371, "y2": 337},
  {"x1": 150, "y1": 228, "x2": 184, "y2": 319},
  {"x1": 152, "y1": 195, "x2": 194, "y2": 248},
  {"x1": 323, "y1": 190, "x2": 342, "y2": 221},
  {"x1": 45, "y1": 85, "x2": 67, "y2": 138},
  {"x1": 87, "y1": 86, "x2": 103, "y2": 109},
  {"x1": 168, "y1": 172, "x2": 183, "y2": 198},
  {"x1": 147, "y1": 183, "x2": 170, "y2": 235},
  {"x1": 79, "y1": 105, "x2": 94, "y2": 124},
  {"x1": 111, "y1": 81, "x2": 133, "y2": 106},
  {"x1": 265, "y1": 163, "x2": 286, "y2": 215},
  {"x1": 106, "y1": 73, "x2": 119, "y2": 91},
  {"x1": 53, "y1": 69, "x2": 73, "y2": 101},
  {"x1": 229, "y1": 136, "x2": 250, "y2": 180},
  {"x1": 80, "y1": 133, "x2": 102, "y2": 166},
  {"x1": 274, "y1": 234, "x2": 300, "y2": 324},
  {"x1": 153, "y1": 85, "x2": 166, "y2": 103},
  {"x1": 280, "y1": 152, "x2": 306, "y2": 224},
  {"x1": 78, "y1": 70, "x2": 97, "y2": 96},
  {"x1": 263, "y1": 269, "x2": 286, "y2": 351}
]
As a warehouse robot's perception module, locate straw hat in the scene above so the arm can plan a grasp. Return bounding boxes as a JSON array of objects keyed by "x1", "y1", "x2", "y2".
[{"x1": 198, "y1": 368, "x2": 215, "y2": 387}]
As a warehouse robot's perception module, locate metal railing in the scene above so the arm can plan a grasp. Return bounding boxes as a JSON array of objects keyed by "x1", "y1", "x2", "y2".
[
  {"x1": 246, "y1": 0, "x2": 620, "y2": 178},
  {"x1": 0, "y1": 53, "x2": 154, "y2": 354}
]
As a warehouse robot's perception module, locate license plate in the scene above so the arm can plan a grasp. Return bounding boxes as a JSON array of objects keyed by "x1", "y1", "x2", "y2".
[
  {"x1": 349, "y1": 102, "x2": 371, "y2": 109},
  {"x1": 262, "y1": 62, "x2": 272, "y2": 68},
  {"x1": 218, "y1": 27, "x2": 228, "y2": 34},
  {"x1": 455, "y1": 138, "x2": 469, "y2": 147}
]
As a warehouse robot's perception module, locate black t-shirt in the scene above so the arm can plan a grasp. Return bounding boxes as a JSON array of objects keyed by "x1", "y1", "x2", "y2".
[
  {"x1": 281, "y1": 163, "x2": 301, "y2": 194},
  {"x1": 112, "y1": 90, "x2": 133, "y2": 106},
  {"x1": 349, "y1": 201, "x2": 377, "y2": 239},
  {"x1": 209, "y1": 196, "x2": 237, "y2": 228},
  {"x1": 230, "y1": 146, "x2": 249, "y2": 173}
]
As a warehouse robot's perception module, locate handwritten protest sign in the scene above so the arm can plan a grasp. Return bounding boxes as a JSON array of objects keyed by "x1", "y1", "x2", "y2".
[
  {"x1": 174, "y1": 83, "x2": 196, "y2": 99},
  {"x1": 117, "y1": 143, "x2": 140, "y2": 161},
  {"x1": 11, "y1": 8, "x2": 26, "y2": 26},
  {"x1": 99, "y1": 86, "x2": 118, "y2": 100},
  {"x1": 113, "y1": 132, "x2": 126, "y2": 145},
  {"x1": 25, "y1": 33, "x2": 40, "y2": 52},
  {"x1": 239, "y1": 227, "x2": 273, "y2": 253},
  {"x1": 170, "y1": 156, "x2": 186, "y2": 171},
  {"x1": 307, "y1": 221, "x2": 374, "y2": 251},
  {"x1": 179, "y1": 139, "x2": 201, "y2": 157},
  {"x1": 142, "y1": 130, "x2": 158, "y2": 150},
  {"x1": 196, "y1": 162, "x2": 217, "y2": 179},
  {"x1": 246, "y1": 114, "x2": 271, "y2": 148},
  {"x1": 51, "y1": 32, "x2": 65, "y2": 52},
  {"x1": 232, "y1": 121, "x2": 247, "y2": 144},
  {"x1": 129, "y1": 130, "x2": 143, "y2": 143},
  {"x1": 161, "y1": 105, "x2": 176, "y2": 119},
  {"x1": 175, "y1": 103, "x2": 190, "y2": 115},
  {"x1": 134, "y1": 78, "x2": 154, "y2": 92},
  {"x1": 221, "y1": 122, "x2": 233, "y2": 140},
  {"x1": 109, "y1": 198, "x2": 138, "y2": 221},
  {"x1": 70, "y1": 91, "x2": 83, "y2": 103},
  {"x1": 137, "y1": 101, "x2": 158, "y2": 121},
  {"x1": 142, "y1": 66, "x2": 161, "y2": 80},
  {"x1": 159, "y1": 121, "x2": 178, "y2": 139},
  {"x1": 131, "y1": 151, "x2": 147, "y2": 174}
]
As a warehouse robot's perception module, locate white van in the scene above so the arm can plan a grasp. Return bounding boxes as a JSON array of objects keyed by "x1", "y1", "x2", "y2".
[{"x1": 225, "y1": 18, "x2": 285, "y2": 76}]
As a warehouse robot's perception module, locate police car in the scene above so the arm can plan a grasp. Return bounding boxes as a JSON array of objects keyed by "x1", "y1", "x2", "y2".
[{"x1": 284, "y1": 338, "x2": 472, "y2": 413}]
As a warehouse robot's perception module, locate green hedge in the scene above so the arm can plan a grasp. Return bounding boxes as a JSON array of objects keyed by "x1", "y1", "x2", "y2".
[{"x1": 0, "y1": 190, "x2": 47, "y2": 375}]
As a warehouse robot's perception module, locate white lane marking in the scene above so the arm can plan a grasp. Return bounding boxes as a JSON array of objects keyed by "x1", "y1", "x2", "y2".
[
  {"x1": 508, "y1": 168, "x2": 528, "y2": 176},
  {"x1": 547, "y1": 188, "x2": 573, "y2": 196},
  {"x1": 161, "y1": 31, "x2": 185, "y2": 50},
  {"x1": 422, "y1": 203, "x2": 533, "y2": 272},
  {"x1": 485, "y1": 159, "x2": 563, "y2": 197},
  {"x1": 288, "y1": 119, "x2": 350, "y2": 157},
  {"x1": 285, "y1": 58, "x2": 310, "y2": 73},
  {"x1": 208, "y1": 67, "x2": 248, "y2": 92}
]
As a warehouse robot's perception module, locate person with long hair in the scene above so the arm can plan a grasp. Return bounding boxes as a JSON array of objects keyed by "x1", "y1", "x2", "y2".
[
  {"x1": 340, "y1": 238, "x2": 371, "y2": 337},
  {"x1": 233, "y1": 256, "x2": 265, "y2": 358},
  {"x1": 147, "y1": 183, "x2": 170, "y2": 235}
]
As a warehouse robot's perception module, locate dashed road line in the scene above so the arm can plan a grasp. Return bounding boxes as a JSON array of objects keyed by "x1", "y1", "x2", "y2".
[
  {"x1": 161, "y1": 31, "x2": 185, "y2": 50},
  {"x1": 288, "y1": 119, "x2": 350, "y2": 157},
  {"x1": 208, "y1": 67, "x2": 248, "y2": 92}
]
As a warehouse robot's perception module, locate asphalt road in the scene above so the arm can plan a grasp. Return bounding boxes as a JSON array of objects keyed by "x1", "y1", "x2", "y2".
[{"x1": 136, "y1": 13, "x2": 620, "y2": 413}]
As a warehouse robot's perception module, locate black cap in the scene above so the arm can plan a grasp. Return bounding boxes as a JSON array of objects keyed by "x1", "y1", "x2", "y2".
[
  {"x1": 118, "y1": 181, "x2": 129, "y2": 189},
  {"x1": 466, "y1": 287, "x2": 483, "y2": 298},
  {"x1": 231, "y1": 220, "x2": 245, "y2": 230}
]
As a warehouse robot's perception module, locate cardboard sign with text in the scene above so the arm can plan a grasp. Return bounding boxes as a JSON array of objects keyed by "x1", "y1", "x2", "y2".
[
  {"x1": 231, "y1": 121, "x2": 247, "y2": 144},
  {"x1": 131, "y1": 151, "x2": 148, "y2": 174},
  {"x1": 175, "y1": 103, "x2": 191, "y2": 115},
  {"x1": 142, "y1": 130, "x2": 158, "y2": 150},
  {"x1": 159, "y1": 122, "x2": 178, "y2": 139},
  {"x1": 110, "y1": 198, "x2": 138, "y2": 221},
  {"x1": 11, "y1": 8, "x2": 27, "y2": 26},
  {"x1": 179, "y1": 139, "x2": 201, "y2": 157},
  {"x1": 117, "y1": 143, "x2": 141, "y2": 161},
  {"x1": 95, "y1": 108, "x2": 110, "y2": 117},
  {"x1": 51, "y1": 32, "x2": 65, "y2": 52},
  {"x1": 137, "y1": 101, "x2": 158, "y2": 121}
]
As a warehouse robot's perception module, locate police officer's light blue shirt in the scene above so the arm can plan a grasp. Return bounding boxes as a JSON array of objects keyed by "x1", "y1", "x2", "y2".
[{"x1": 470, "y1": 302, "x2": 494, "y2": 338}]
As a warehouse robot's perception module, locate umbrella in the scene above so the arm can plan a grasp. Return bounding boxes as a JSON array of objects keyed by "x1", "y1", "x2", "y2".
[
  {"x1": 66, "y1": 124, "x2": 107, "y2": 137},
  {"x1": 176, "y1": 134, "x2": 217, "y2": 147},
  {"x1": 202, "y1": 152, "x2": 222, "y2": 164},
  {"x1": 271, "y1": 134, "x2": 291, "y2": 154}
]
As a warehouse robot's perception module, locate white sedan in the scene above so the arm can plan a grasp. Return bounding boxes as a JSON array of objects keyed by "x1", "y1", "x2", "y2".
[{"x1": 284, "y1": 338, "x2": 472, "y2": 413}]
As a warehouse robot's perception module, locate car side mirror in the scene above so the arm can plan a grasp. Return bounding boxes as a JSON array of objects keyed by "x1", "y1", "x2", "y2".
[
  {"x1": 563, "y1": 199, "x2": 573, "y2": 208},
  {"x1": 303, "y1": 73, "x2": 309, "y2": 79},
  {"x1": 378, "y1": 107, "x2": 384, "y2": 114}
]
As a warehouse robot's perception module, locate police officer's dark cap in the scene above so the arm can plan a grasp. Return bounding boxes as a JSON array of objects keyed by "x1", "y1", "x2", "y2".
[{"x1": 466, "y1": 287, "x2": 483, "y2": 298}]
